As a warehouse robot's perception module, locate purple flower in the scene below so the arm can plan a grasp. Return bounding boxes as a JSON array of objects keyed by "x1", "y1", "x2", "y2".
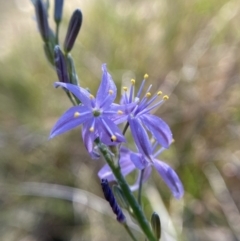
[
  {"x1": 98, "y1": 145, "x2": 184, "y2": 199},
  {"x1": 49, "y1": 64, "x2": 126, "y2": 158},
  {"x1": 113, "y1": 75, "x2": 173, "y2": 158}
]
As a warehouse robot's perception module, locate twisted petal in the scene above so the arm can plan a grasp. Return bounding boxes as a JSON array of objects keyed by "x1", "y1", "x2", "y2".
[
  {"x1": 49, "y1": 105, "x2": 92, "y2": 138},
  {"x1": 128, "y1": 117, "x2": 152, "y2": 158},
  {"x1": 152, "y1": 159, "x2": 184, "y2": 199},
  {"x1": 96, "y1": 64, "x2": 117, "y2": 108},
  {"x1": 54, "y1": 82, "x2": 92, "y2": 107},
  {"x1": 98, "y1": 116, "x2": 126, "y2": 145},
  {"x1": 130, "y1": 166, "x2": 152, "y2": 191},
  {"x1": 140, "y1": 114, "x2": 172, "y2": 149}
]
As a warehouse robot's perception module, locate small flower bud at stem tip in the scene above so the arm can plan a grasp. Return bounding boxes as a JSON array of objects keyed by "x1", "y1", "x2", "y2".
[
  {"x1": 64, "y1": 9, "x2": 83, "y2": 53},
  {"x1": 54, "y1": 0, "x2": 64, "y2": 23}
]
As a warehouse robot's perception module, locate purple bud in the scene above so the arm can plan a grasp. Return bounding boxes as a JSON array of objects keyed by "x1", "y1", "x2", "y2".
[
  {"x1": 101, "y1": 179, "x2": 126, "y2": 223},
  {"x1": 64, "y1": 9, "x2": 82, "y2": 53},
  {"x1": 54, "y1": 46, "x2": 69, "y2": 83},
  {"x1": 54, "y1": 0, "x2": 64, "y2": 23},
  {"x1": 34, "y1": 0, "x2": 50, "y2": 42}
]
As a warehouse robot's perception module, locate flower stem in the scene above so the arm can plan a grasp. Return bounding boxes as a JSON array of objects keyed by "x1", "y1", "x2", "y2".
[
  {"x1": 96, "y1": 140, "x2": 157, "y2": 241},
  {"x1": 138, "y1": 169, "x2": 144, "y2": 206}
]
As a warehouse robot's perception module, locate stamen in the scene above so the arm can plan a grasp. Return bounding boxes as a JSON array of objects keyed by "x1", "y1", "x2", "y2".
[
  {"x1": 108, "y1": 89, "x2": 113, "y2": 95},
  {"x1": 89, "y1": 127, "x2": 94, "y2": 132},
  {"x1": 131, "y1": 79, "x2": 135, "y2": 85},
  {"x1": 145, "y1": 92, "x2": 151, "y2": 98},
  {"x1": 89, "y1": 94, "x2": 95, "y2": 99},
  {"x1": 144, "y1": 74, "x2": 149, "y2": 79},
  {"x1": 74, "y1": 112, "x2": 80, "y2": 118},
  {"x1": 111, "y1": 135, "x2": 117, "y2": 141},
  {"x1": 117, "y1": 110, "x2": 123, "y2": 115},
  {"x1": 157, "y1": 91, "x2": 162, "y2": 96},
  {"x1": 123, "y1": 87, "x2": 128, "y2": 91},
  {"x1": 163, "y1": 95, "x2": 169, "y2": 100}
]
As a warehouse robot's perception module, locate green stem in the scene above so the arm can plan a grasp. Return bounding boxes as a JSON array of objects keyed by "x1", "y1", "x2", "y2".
[
  {"x1": 123, "y1": 223, "x2": 138, "y2": 241},
  {"x1": 96, "y1": 140, "x2": 157, "y2": 241},
  {"x1": 138, "y1": 169, "x2": 144, "y2": 206},
  {"x1": 55, "y1": 22, "x2": 59, "y2": 45}
]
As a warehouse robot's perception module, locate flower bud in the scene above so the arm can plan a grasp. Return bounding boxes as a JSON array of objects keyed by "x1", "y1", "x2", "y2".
[
  {"x1": 34, "y1": 0, "x2": 50, "y2": 42},
  {"x1": 66, "y1": 54, "x2": 79, "y2": 85},
  {"x1": 151, "y1": 212, "x2": 161, "y2": 240},
  {"x1": 54, "y1": 46, "x2": 69, "y2": 83},
  {"x1": 101, "y1": 179, "x2": 126, "y2": 223},
  {"x1": 64, "y1": 9, "x2": 82, "y2": 53},
  {"x1": 54, "y1": 0, "x2": 64, "y2": 23}
]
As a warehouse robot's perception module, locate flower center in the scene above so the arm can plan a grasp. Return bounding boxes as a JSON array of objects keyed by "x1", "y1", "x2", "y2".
[{"x1": 93, "y1": 108, "x2": 101, "y2": 117}]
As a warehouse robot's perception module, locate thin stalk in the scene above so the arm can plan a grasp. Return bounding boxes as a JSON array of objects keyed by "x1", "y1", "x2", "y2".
[
  {"x1": 55, "y1": 23, "x2": 59, "y2": 45},
  {"x1": 138, "y1": 169, "x2": 144, "y2": 206},
  {"x1": 122, "y1": 122, "x2": 129, "y2": 135},
  {"x1": 96, "y1": 140, "x2": 157, "y2": 241},
  {"x1": 123, "y1": 223, "x2": 138, "y2": 241}
]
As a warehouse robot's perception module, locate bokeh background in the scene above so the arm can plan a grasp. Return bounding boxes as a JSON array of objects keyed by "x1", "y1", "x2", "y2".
[{"x1": 1, "y1": 0, "x2": 240, "y2": 240}]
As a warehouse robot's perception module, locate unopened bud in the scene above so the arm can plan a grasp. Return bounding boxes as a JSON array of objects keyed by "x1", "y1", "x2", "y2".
[
  {"x1": 34, "y1": 0, "x2": 50, "y2": 42},
  {"x1": 66, "y1": 54, "x2": 79, "y2": 85},
  {"x1": 54, "y1": 0, "x2": 64, "y2": 23},
  {"x1": 64, "y1": 9, "x2": 82, "y2": 53},
  {"x1": 54, "y1": 46, "x2": 69, "y2": 83},
  {"x1": 151, "y1": 212, "x2": 161, "y2": 240},
  {"x1": 101, "y1": 179, "x2": 126, "y2": 223}
]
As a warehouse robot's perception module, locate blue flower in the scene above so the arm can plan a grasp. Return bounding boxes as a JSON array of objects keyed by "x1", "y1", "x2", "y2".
[
  {"x1": 113, "y1": 75, "x2": 173, "y2": 159},
  {"x1": 98, "y1": 145, "x2": 184, "y2": 199},
  {"x1": 50, "y1": 64, "x2": 126, "y2": 158}
]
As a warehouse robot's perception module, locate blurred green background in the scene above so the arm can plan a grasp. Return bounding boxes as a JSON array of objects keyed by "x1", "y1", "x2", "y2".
[{"x1": 1, "y1": 0, "x2": 240, "y2": 240}]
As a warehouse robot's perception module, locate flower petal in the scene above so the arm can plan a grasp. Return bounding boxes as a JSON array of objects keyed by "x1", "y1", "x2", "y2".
[
  {"x1": 97, "y1": 116, "x2": 126, "y2": 145},
  {"x1": 130, "y1": 152, "x2": 147, "y2": 170},
  {"x1": 96, "y1": 64, "x2": 117, "y2": 108},
  {"x1": 54, "y1": 82, "x2": 92, "y2": 107},
  {"x1": 130, "y1": 166, "x2": 152, "y2": 191},
  {"x1": 153, "y1": 159, "x2": 184, "y2": 199},
  {"x1": 98, "y1": 147, "x2": 136, "y2": 181},
  {"x1": 140, "y1": 114, "x2": 172, "y2": 149},
  {"x1": 128, "y1": 117, "x2": 152, "y2": 158},
  {"x1": 82, "y1": 122, "x2": 99, "y2": 159},
  {"x1": 49, "y1": 105, "x2": 92, "y2": 139}
]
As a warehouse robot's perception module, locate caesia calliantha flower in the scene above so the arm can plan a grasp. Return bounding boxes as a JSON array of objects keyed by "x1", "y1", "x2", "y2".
[
  {"x1": 113, "y1": 75, "x2": 173, "y2": 159},
  {"x1": 49, "y1": 64, "x2": 126, "y2": 157},
  {"x1": 98, "y1": 145, "x2": 184, "y2": 199}
]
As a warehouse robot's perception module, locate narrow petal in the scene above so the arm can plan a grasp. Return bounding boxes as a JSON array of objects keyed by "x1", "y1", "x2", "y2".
[
  {"x1": 130, "y1": 166, "x2": 152, "y2": 191},
  {"x1": 130, "y1": 153, "x2": 147, "y2": 170},
  {"x1": 128, "y1": 117, "x2": 152, "y2": 158},
  {"x1": 96, "y1": 64, "x2": 117, "y2": 108},
  {"x1": 98, "y1": 116, "x2": 126, "y2": 145},
  {"x1": 82, "y1": 122, "x2": 99, "y2": 159},
  {"x1": 153, "y1": 159, "x2": 184, "y2": 199},
  {"x1": 49, "y1": 105, "x2": 92, "y2": 138},
  {"x1": 98, "y1": 148, "x2": 136, "y2": 181},
  {"x1": 54, "y1": 82, "x2": 92, "y2": 107},
  {"x1": 140, "y1": 114, "x2": 172, "y2": 149}
]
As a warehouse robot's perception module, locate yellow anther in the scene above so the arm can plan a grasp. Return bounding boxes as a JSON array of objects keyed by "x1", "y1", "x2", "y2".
[
  {"x1": 145, "y1": 92, "x2": 151, "y2": 98},
  {"x1": 89, "y1": 127, "x2": 94, "y2": 132},
  {"x1": 89, "y1": 94, "x2": 94, "y2": 99},
  {"x1": 123, "y1": 87, "x2": 128, "y2": 91},
  {"x1": 144, "y1": 74, "x2": 149, "y2": 79},
  {"x1": 131, "y1": 79, "x2": 135, "y2": 85},
  {"x1": 74, "y1": 112, "x2": 80, "y2": 118},
  {"x1": 117, "y1": 110, "x2": 123, "y2": 115},
  {"x1": 163, "y1": 95, "x2": 169, "y2": 100},
  {"x1": 172, "y1": 139, "x2": 175, "y2": 143},
  {"x1": 108, "y1": 89, "x2": 113, "y2": 95},
  {"x1": 111, "y1": 135, "x2": 117, "y2": 141},
  {"x1": 157, "y1": 91, "x2": 162, "y2": 96}
]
